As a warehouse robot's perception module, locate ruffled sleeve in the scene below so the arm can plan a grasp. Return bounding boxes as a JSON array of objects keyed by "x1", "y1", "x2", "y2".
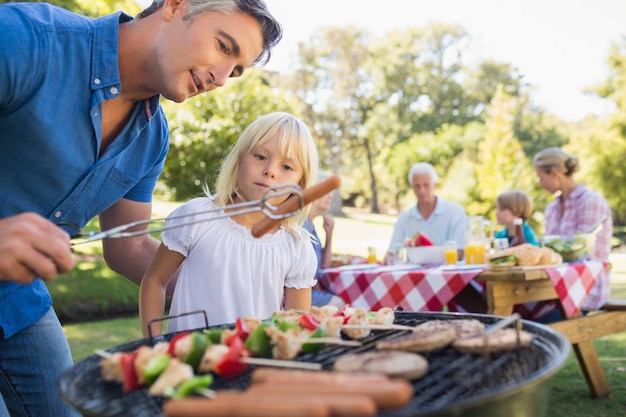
[{"x1": 284, "y1": 234, "x2": 318, "y2": 289}]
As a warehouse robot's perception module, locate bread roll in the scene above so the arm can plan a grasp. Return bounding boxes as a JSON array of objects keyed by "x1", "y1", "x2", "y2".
[
  {"x1": 511, "y1": 243, "x2": 542, "y2": 266},
  {"x1": 539, "y1": 246, "x2": 562, "y2": 265}
]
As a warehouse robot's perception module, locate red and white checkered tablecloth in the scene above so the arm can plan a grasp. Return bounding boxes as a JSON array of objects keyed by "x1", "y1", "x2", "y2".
[
  {"x1": 454, "y1": 261, "x2": 606, "y2": 320},
  {"x1": 545, "y1": 261, "x2": 604, "y2": 316},
  {"x1": 318, "y1": 264, "x2": 484, "y2": 312}
]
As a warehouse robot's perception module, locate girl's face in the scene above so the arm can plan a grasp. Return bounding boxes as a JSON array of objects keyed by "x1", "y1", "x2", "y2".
[
  {"x1": 495, "y1": 202, "x2": 516, "y2": 226},
  {"x1": 237, "y1": 132, "x2": 304, "y2": 204},
  {"x1": 535, "y1": 166, "x2": 560, "y2": 194}
]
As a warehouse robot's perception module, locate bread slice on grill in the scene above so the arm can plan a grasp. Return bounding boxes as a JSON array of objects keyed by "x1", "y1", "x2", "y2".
[
  {"x1": 332, "y1": 350, "x2": 429, "y2": 380},
  {"x1": 375, "y1": 320, "x2": 456, "y2": 353},
  {"x1": 452, "y1": 328, "x2": 534, "y2": 354}
]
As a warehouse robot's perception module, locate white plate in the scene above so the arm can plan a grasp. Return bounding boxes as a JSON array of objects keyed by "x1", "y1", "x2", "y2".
[
  {"x1": 376, "y1": 264, "x2": 422, "y2": 273},
  {"x1": 441, "y1": 264, "x2": 487, "y2": 271},
  {"x1": 333, "y1": 263, "x2": 380, "y2": 271}
]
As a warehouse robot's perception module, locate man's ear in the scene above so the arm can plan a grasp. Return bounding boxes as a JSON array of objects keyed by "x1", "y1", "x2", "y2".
[{"x1": 161, "y1": 0, "x2": 185, "y2": 21}]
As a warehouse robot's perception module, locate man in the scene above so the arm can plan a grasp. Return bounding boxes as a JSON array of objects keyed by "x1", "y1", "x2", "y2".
[
  {"x1": 385, "y1": 162, "x2": 467, "y2": 262},
  {"x1": 0, "y1": 0, "x2": 282, "y2": 415}
]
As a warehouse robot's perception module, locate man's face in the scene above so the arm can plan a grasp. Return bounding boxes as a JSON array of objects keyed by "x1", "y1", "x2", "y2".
[
  {"x1": 151, "y1": 3, "x2": 264, "y2": 102},
  {"x1": 411, "y1": 173, "x2": 436, "y2": 203}
]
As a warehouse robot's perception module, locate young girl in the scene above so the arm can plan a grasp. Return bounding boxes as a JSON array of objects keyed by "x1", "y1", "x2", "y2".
[
  {"x1": 494, "y1": 189, "x2": 540, "y2": 247},
  {"x1": 139, "y1": 112, "x2": 319, "y2": 336}
]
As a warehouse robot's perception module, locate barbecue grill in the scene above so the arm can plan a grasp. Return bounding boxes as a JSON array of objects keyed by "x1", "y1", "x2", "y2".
[{"x1": 57, "y1": 311, "x2": 569, "y2": 417}]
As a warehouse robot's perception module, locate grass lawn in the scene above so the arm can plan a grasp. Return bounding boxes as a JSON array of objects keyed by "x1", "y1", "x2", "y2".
[{"x1": 60, "y1": 202, "x2": 626, "y2": 416}]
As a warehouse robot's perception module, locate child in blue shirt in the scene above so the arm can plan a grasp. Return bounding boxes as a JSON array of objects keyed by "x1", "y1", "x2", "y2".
[{"x1": 494, "y1": 190, "x2": 540, "y2": 247}]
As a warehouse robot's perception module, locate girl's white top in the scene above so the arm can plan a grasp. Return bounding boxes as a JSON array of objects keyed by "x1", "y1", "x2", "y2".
[{"x1": 162, "y1": 197, "x2": 317, "y2": 331}]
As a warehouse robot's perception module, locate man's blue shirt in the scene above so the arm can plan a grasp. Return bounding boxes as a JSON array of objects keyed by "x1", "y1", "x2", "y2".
[{"x1": 0, "y1": 3, "x2": 170, "y2": 337}]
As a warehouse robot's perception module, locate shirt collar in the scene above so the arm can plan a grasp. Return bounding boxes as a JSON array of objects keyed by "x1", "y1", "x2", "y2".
[
  {"x1": 90, "y1": 11, "x2": 132, "y2": 90},
  {"x1": 560, "y1": 184, "x2": 586, "y2": 202}
]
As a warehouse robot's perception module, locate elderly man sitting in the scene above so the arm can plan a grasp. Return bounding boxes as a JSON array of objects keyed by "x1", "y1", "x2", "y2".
[{"x1": 385, "y1": 162, "x2": 467, "y2": 263}]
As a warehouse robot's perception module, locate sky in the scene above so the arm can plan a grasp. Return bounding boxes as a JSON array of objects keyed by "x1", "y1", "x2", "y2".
[{"x1": 262, "y1": 0, "x2": 626, "y2": 122}]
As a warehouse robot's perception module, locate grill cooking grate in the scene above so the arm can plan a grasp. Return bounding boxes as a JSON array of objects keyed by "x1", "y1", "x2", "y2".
[{"x1": 58, "y1": 312, "x2": 568, "y2": 417}]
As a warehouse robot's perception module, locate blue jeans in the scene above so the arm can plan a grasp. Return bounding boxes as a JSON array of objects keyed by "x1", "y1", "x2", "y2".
[{"x1": 0, "y1": 308, "x2": 80, "y2": 417}]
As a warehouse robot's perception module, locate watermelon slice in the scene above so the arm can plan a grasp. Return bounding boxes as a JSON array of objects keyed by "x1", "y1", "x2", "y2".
[{"x1": 409, "y1": 231, "x2": 434, "y2": 247}]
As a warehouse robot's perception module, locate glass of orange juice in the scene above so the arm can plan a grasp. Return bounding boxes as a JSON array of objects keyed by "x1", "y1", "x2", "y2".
[
  {"x1": 465, "y1": 240, "x2": 487, "y2": 264},
  {"x1": 443, "y1": 241, "x2": 458, "y2": 265},
  {"x1": 367, "y1": 246, "x2": 377, "y2": 263}
]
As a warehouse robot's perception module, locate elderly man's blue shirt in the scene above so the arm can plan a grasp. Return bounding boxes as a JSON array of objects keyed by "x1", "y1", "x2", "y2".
[
  {"x1": 0, "y1": 3, "x2": 169, "y2": 337},
  {"x1": 387, "y1": 197, "x2": 468, "y2": 253}
]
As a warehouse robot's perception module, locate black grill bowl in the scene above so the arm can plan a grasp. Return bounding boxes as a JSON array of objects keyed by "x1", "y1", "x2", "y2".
[{"x1": 58, "y1": 311, "x2": 570, "y2": 417}]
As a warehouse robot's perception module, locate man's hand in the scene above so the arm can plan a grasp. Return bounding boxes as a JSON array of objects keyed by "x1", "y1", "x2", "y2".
[{"x1": 0, "y1": 213, "x2": 75, "y2": 284}]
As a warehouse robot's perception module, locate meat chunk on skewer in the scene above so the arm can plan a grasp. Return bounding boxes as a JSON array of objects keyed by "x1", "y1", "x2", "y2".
[
  {"x1": 198, "y1": 344, "x2": 230, "y2": 374},
  {"x1": 265, "y1": 327, "x2": 302, "y2": 360},
  {"x1": 344, "y1": 308, "x2": 371, "y2": 339},
  {"x1": 100, "y1": 352, "x2": 123, "y2": 383},
  {"x1": 148, "y1": 358, "x2": 194, "y2": 396},
  {"x1": 134, "y1": 343, "x2": 170, "y2": 385},
  {"x1": 369, "y1": 307, "x2": 395, "y2": 326}
]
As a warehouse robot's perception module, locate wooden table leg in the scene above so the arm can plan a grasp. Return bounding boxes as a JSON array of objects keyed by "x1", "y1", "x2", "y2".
[
  {"x1": 485, "y1": 281, "x2": 515, "y2": 316},
  {"x1": 550, "y1": 311, "x2": 622, "y2": 398},
  {"x1": 571, "y1": 341, "x2": 611, "y2": 398}
]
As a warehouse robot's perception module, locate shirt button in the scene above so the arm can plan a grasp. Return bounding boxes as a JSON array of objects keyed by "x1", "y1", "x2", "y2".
[
  {"x1": 54, "y1": 211, "x2": 62, "y2": 218},
  {"x1": 94, "y1": 78, "x2": 101, "y2": 85},
  {"x1": 110, "y1": 87, "x2": 119, "y2": 95}
]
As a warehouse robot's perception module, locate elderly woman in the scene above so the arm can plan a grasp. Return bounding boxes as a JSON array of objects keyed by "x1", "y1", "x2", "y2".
[{"x1": 533, "y1": 147, "x2": 613, "y2": 318}]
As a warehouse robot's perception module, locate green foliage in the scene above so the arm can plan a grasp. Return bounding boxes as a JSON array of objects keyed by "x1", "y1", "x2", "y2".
[
  {"x1": 472, "y1": 85, "x2": 535, "y2": 219},
  {"x1": 579, "y1": 38, "x2": 626, "y2": 224},
  {"x1": 159, "y1": 69, "x2": 295, "y2": 201}
]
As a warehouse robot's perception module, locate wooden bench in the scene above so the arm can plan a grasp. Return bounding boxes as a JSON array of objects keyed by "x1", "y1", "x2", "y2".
[{"x1": 549, "y1": 299, "x2": 626, "y2": 398}]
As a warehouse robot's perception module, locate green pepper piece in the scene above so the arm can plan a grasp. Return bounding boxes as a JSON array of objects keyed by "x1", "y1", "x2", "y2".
[
  {"x1": 183, "y1": 332, "x2": 210, "y2": 371},
  {"x1": 244, "y1": 322, "x2": 273, "y2": 358},
  {"x1": 168, "y1": 374, "x2": 214, "y2": 399},
  {"x1": 205, "y1": 328, "x2": 223, "y2": 344},
  {"x1": 144, "y1": 354, "x2": 171, "y2": 386},
  {"x1": 278, "y1": 320, "x2": 300, "y2": 332},
  {"x1": 301, "y1": 326, "x2": 328, "y2": 353}
]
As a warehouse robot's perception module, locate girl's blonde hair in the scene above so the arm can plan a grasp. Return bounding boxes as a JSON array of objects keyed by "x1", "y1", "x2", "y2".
[
  {"x1": 496, "y1": 189, "x2": 533, "y2": 221},
  {"x1": 532, "y1": 147, "x2": 580, "y2": 177},
  {"x1": 212, "y1": 112, "x2": 319, "y2": 238}
]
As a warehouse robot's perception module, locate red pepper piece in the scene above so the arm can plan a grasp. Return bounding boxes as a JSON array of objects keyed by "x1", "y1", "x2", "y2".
[
  {"x1": 235, "y1": 317, "x2": 250, "y2": 341},
  {"x1": 334, "y1": 304, "x2": 352, "y2": 317},
  {"x1": 120, "y1": 351, "x2": 141, "y2": 393},
  {"x1": 223, "y1": 317, "x2": 250, "y2": 346},
  {"x1": 167, "y1": 332, "x2": 191, "y2": 357},
  {"x1": 213, "y1": 336, "x2": 249, "y2": 377},
  {"x1": 299, "y1": 314, "x2": 319, "y2": 331}
]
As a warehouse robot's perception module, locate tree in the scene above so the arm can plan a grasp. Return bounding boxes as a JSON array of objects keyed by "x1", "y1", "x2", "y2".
[
  {"x1": 471, "y1": 85, "x2": 535, "y2": 219},
  {"x1": 574, "y1": 38, "x2": 626, "y2": 224},
  {"x1": 282, "y1": 26, "x2": 380, "y2": 212}
]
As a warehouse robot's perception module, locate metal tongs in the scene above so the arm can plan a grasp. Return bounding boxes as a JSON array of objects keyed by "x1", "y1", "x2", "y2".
[
  {"x1": 64, "y1": 175, "x2": 341, "y2": 245},
  {"x1": 479, "y1": 313, "x2": 523, "y2": 360}
]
